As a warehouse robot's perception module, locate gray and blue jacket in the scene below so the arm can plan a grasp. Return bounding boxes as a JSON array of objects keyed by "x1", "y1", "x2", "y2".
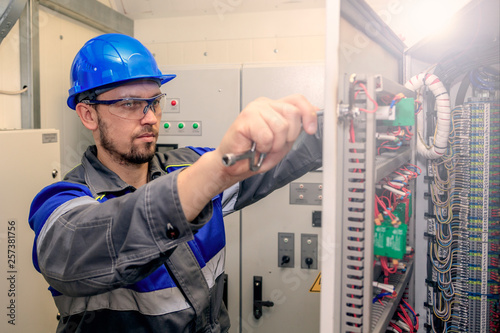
[{"x1": 28, "y1": 128, "x2": 322, "y2": 333}]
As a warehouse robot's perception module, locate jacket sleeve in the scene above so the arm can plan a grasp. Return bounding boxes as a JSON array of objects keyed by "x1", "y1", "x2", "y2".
[
  {"x1": 233, "y1": 120, "x2": 323, "y2": 211},
  {"x1": 29, "y1": 169, "x2": 212, "y2": 297}
]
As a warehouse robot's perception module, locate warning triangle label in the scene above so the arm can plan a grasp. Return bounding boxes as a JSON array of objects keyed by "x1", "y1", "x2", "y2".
[{"x1": 309, "y1": 272, "x2": 321, "y2": 293}]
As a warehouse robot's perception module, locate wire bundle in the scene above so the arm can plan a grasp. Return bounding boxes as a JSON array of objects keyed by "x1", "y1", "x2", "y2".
[
  {"x1": 428, "y1": 101, "x2": 500, "y2": 332},
  {"x1": 387, "y1": 298, "x2": 420, "y2": 333},
  {"x1": 467, "y1": 101, "x2": 500, "y2": 332},
  {"x1": 427, "y1": 105, "x2": 471, "y2": 332},
  {"x1": 469, "y1": 67, "x2": 500, "y2": 93},
  {"x1": 405, "y1": 73, "x2": 451, "y2": 159}
]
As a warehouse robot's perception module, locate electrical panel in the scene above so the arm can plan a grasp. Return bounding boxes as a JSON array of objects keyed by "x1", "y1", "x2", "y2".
[
  {"x1": 335, "y1": 74, "x2": 418, "y2": 332},
  {"x1": 239, "y1": 63, "x2": 324, "y2": 333},
  {"x1": 156, "y1": 65, "x2": 242, "y2": 332},
  {"x1": 405, "y1": 1, "x2": 500, "y2": 332},
  {"x1": 156, "y1": 63, "x2": 325, "y2": 333},
  {"x1": 322, "y1": 1, "x2": 500, "y2": 332},
  {"x1": 157, "y1": 64, "x2": 241, "y2": 147}
]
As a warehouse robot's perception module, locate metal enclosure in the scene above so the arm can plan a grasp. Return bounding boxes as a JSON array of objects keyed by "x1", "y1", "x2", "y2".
[
  {"x1": 239, "y1": 63, "x2": 324, "y2": 333},
  {"x1": 404, "y1": 1, "x2": 500, "y2": 331},
  {"x1": 157, "y1": 64, "x2": 241, "y2": 147},
  {"x1": 157, "y1": 63, "x2": 326, "y2": 332},
  {"x1": 335, "y1": 76, "x2": 416, "y2": 332},
  {"x1": 322, "y1": 2, "x2": 417, "y2": 332},
  {"x1": 156, "y1": 65, "x2": 242, "y2": 332},
  {"x1": 38, "y1": 6, "x2": 101, "y2": 175},
  {"x1": 0, "y1": 129, "x2": 60, "y2": 332},
  {"x1": 37, "y1": 2, "x2": 133, "y2": 175}
]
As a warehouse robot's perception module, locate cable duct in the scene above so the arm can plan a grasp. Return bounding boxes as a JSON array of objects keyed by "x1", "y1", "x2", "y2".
[{"x1": 404, "y1": 73, "x2": 451, "y2": 159}]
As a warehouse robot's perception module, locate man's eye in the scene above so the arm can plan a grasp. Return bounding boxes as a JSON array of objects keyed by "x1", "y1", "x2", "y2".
[{"x1": 118, "y1": 101, "x2": 141, "y2": 109}]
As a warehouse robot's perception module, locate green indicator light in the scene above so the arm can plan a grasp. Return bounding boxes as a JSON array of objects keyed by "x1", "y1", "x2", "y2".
[
  {"x1": 193, "y1": 123, "x2": 199, "y2": 129},
  {"x1": 164, "y1": 123, "x2": 170, "y2": 129},
  {"x1": 178, "y1": 123, "x2": 184, "y2": 129}
]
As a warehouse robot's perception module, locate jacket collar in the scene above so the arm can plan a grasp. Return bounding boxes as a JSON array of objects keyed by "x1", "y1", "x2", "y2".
[{"x1": 82, "y1": 146, "x2": 165, "y2": 195}]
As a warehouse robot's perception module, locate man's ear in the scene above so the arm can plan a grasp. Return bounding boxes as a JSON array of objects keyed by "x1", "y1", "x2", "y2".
[{"x1": 75, "y1": 103, "x2": 98, "y2": 131}]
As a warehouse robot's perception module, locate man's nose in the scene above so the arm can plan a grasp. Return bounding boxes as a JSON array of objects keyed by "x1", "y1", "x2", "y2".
[{"x1": 141, "y1": 105, "x2": 158, "y2": 123}]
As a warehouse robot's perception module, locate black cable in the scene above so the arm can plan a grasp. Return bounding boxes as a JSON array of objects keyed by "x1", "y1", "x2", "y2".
[{"x1": 455, "y1": 73, "x2": 471, "y2": 106}]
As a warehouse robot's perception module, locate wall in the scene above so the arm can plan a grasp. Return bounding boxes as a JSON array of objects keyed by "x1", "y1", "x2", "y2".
[
  {"x1": 1, "y1": 6, "x2": 326, "y2": 161},
  {"x1": 134, "y1": 8, "x2": 326, "y2": 65},
  {"x1": 134, "y1": 8, "x2": 399, "y2": 86},
  {"x1": 1, "y1": 5, "x2": 399, "y2": 130},
  {"x1": 0, "y1": 22, "x2": 21, "y2": 129}
]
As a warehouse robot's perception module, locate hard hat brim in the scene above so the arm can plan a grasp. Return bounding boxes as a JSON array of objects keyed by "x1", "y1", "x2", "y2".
[{"x1": 67, "y1": 74, "x2": 176, "y2": 110}]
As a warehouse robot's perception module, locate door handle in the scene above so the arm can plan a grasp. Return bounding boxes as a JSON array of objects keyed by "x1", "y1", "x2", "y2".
[{"x1": 253, "y1": 276, "x2": 274, "y2": 319}]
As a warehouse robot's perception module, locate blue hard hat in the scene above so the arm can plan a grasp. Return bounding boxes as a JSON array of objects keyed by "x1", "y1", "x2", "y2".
[{"x1": 67, "y1": 33, "x2": 176, "y2": 110}]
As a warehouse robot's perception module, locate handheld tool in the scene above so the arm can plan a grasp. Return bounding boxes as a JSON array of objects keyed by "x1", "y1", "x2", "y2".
[{"x1": 221, "y1": 142, "x2": 266, "y2": 172}]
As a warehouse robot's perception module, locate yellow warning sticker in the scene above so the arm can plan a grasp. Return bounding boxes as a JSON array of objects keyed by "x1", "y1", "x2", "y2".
[{"x1": 309, "y1": 272, "x2": 321, "y2": 293}]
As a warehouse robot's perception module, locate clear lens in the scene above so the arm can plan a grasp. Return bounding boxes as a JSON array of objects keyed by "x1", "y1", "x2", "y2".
[
  {"x1": 106, "y1": 94, "x2": 166, "y2": 120},
  {"x1": 152, "y1": 94, "x2": 167, "y2": 114}
]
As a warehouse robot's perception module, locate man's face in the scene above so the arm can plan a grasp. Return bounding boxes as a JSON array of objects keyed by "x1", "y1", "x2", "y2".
[{"x1": 94, "y1": 80, "x2": 162, "y2": 165}]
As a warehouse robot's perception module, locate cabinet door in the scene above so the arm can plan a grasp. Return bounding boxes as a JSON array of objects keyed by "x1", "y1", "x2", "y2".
[
  {"x1": 239, "y1": 64, "x2": 324, "y2": 333},
  {"x1": 0, "y1": 129, "x2": 60, "y2": 332}
]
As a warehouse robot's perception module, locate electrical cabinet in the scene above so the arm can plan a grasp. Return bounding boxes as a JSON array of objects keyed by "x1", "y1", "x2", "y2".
[
  {"x1": 157, "y1": 64, "x2": 241, "y2": 147},
  {"x1": 20, "y1": 2, "x2": 495, "y2": 332},
  {"x1": 0, "y1": 129, "x2": 60, "y2": 332},
  {"x1": 335, "y1": 75, "x2": 417, "y2": 332},
  {"x1": 156, "y1": 65, "x2": 242, "y2": 331},
  {"x1": 321, "y1": 1, "x2": 499, "y2": 333},
  {"x1": 158, "y1": 63, "x2": 325, "y2": 333},
  {"x1": 405, "y1": 1, "x2": 500, "y2": 332},
  {"x1": 239, "y1": 63, "x2": 324, "y2": 333}
]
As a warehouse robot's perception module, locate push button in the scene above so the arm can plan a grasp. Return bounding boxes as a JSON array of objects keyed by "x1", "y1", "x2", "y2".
[{"x1": 166, "y1": 223, "x2": 180, "y2": 239}]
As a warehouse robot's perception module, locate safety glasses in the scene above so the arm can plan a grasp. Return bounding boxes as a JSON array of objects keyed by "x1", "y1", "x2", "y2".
[{"x1": 82, "y1": 93, "x2": 166, "y2": 120}]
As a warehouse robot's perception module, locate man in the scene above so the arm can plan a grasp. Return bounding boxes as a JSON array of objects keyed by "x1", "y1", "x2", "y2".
[{"x1": 29, "y1": 33, "x2": 322, "y2": 333}]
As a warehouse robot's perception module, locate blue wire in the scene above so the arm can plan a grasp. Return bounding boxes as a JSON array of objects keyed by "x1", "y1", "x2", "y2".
[{"x1": 372, "y1": 292, "x2": 392, "y2": 303}]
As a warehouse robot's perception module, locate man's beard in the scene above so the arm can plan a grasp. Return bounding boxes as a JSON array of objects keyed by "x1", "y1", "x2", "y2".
[{"x1": 98, "y1": 115, "x2": 157, "y2": 165}]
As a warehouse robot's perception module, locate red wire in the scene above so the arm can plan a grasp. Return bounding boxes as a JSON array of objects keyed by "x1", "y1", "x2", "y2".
[
  {"x1": 389, "y1": 322, "x2": 403, "y2": 333},
  {"x1": 379, "y1": 194, "x2": 391, "y2": 207},
  {"x1": 376, "y1": 196, "x2": 397, "y2": 220},
  {"x1": 355, "y1": 82, "x2": 378, "y2": 113},
  {"x1": 402, "y1": 299, "x2": 419, "y2": 331},
  {"x1": 394, "y1": 171, "x2": 408, "y2": 183},
  {"x1": 387, "y1": 180, "x2": 404, "y2": 190},
  {"x1": 399, "y1": 304, "x2": 414, "y2": 333},
  {"x1": 391, "y1": 126, "x2": 402, "y2": 136},
  {"x1": 406, "y1": 163, "x2": 422, "y2": 174},
  {"x1": 401, "y1": 166, "x2": 417, "y2": 179},
  {"x1": 378, "y1": 141, "x2": 402, "y2": 155},
  {"x1": 380, "y1": 256, "x2": 397, "y2": 274},
  {"x1": 397, "y1": 310, "x2": 413, "y2": 333}
]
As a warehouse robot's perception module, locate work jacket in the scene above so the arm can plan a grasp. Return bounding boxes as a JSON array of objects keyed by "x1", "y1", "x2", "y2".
[{"x1": 29, "y1": 127, "x2": 322, "y2": 332}]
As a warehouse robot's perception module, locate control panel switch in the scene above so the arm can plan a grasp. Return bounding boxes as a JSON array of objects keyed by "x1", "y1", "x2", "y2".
[{"x1": 278, "y1": 233, "x2": 294, "y2": 268}]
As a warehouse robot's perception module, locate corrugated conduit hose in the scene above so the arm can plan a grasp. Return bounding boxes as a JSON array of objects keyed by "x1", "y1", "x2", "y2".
[{"x1": 404, "y1": 73, "x2": 451, "y2": 159}]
